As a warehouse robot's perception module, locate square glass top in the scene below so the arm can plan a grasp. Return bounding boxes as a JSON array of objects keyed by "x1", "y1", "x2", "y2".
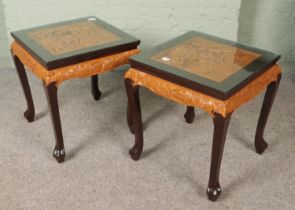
[
  {"x1": 129, "y1": 31, "x2": 280, "y2": 100},
  {"x1": 12, "y1": 16, "x2": 140, "y2": 70}
]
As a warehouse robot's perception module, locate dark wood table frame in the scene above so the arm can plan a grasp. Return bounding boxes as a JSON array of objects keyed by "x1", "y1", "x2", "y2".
[
  {"x1": 12, "y1": 52, "x2": 102, "y2": 162},
  {"x1": 11, "y1": 17, "x2": 140, "y2": 163},
  {"x1": 125, "y1": 72, "x2": 281, "y2": 201}
]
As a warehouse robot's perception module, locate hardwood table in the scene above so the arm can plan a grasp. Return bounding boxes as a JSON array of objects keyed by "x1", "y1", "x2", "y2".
[
  {"x1": 125, "y1": 31, "x2": 281, "y2": 201},
  {"x1": 10, "y1": 16, "x2": 140, "y2": 163}
]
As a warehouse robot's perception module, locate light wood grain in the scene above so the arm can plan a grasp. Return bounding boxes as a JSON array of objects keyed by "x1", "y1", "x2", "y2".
[
  {"x1": 28, "y1": 21, "x2": 119, "y2": 55},
  {"x1": 152, "y1": 37, "x2": 261, "y2": 82}
]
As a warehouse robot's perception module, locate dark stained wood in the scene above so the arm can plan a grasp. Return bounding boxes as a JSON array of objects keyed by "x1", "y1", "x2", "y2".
[
  {"x1": 12, "y1": 53, "x2": 35, "y2": 122},
  {"x1": 129, "y1": 61, "x2": 226, "y2": 99},
  {"x1": 126, "y1": 32, "x2": 282, "y2": 201},
  {"x1": 125, "y1": 66, "x2": 281, "y2": 201},
  {"x1": 207, "y1": 113, "x2": 231, "y2": 201},
  {"x1": 11, "y1": 17, "x2": 140, "y2": 70},
  {"x1": 130, "y1": 60, "x2": 278, "y2": 100},
  {"x1": 125, "y1": 78, "x2": 143, "y2": 160},
  {"x1": 11, "y1": 17, "x2": 140, "y2": 163},
  {"x1": 43, "y1": 82, "x2": 65, "y2": 163},
  {"x1": 45, "y1": 42, "x2": 140, "y2": 70},
  {"x1": 152, "y1": 37, "x2": 261, "y2": 82},
  {"x1": 28, "y1": 21, "x2": 119, "y2": 56},
  {"x1": 129, "y1": 31, "x2": 280, "y2": 100},
  {"x1": 127, "y1": 102, "x2": 134, "y2": 134},
  {"x1": 91, "y1": 75, "x2": 101, "y2": 100},
  {"x1": 15, "y1": 38, "x2": 140, "y2": 70},
  {"x1": 255, "y1": 74, "x2": 281, "y2": 154},
  {"x1": 184, "y1": 106, "x2": 195, "y2": 123}
]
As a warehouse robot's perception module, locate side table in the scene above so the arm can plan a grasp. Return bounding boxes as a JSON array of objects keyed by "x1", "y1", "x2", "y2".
[
  {"x1": 10, "y1": 17, "x2": 140, "y2": 163},
  {"x1": 125, "y1": 31, "x2": 281, "y2": 201}
]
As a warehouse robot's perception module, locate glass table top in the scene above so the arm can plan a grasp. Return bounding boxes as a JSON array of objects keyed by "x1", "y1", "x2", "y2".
[
  {"x1": 151, "y1": 37, "x2": 261, "y2": 82},
  {"x1": 28, "y1": 21, "x2": 120, "y2": 55},
  {"x1": 12, "y1": 16, "x2": 140, "y2": 70},
  {"x1": 129, "y1": 31, "x2": 280, "y2": 99}
]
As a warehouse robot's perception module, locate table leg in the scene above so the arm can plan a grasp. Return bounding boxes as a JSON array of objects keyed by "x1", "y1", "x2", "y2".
[
  {"x1": 43, "y1": 82, "x2": 65, "y2": 163},
  {"x1": 207, "y1": 113, "x2": 232, "y2": 201},
  {"x1": 184, "y1": 106, "x2": 195, "y2": 123},
  {"x1": 91, "y1": 75, "x2": 101, "y2": 100},
  {"x1": 12, "y1": 54, "x2": 35, "y2": 122},
  {"x1": 125, "y1": 78, "x2": 143, "y2": 161},
  {"x1": 255, "y1": 74, "x2": 281, "y2": 154},
  {"x1": 127, "y1": 102, "x2": 134, "y2": 134}
]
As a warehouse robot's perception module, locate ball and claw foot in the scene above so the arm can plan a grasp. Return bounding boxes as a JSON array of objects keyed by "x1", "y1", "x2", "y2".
[
  {"x1": 129, "y1": 145, "x2": 142, "y2": 161},
  {"x1": 207, "y1": 185, "x2": 222, "y2": 202},
  {"x1": 255, "y1": 138, "x2": 268, "y2": 154},
  {"x1": 53, "y1": 148, "x2": 65, "y2": 163},
  {"x1": 24, "y1": 110, "x2": 34, "y2": 122},
  {"x1": 92, "y1": 89, "x2": 102, "y2": 101}
]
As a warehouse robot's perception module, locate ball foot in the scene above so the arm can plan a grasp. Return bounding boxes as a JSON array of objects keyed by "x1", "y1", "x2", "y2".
[
  {"x1": 255, "y1": 138, "x2": 268, "y2": 154},
  {"x1": 184, "y1": 107, "x2": 195, "y2": 124},
  {"x1": 184, "y1": 112, "x2": 194, "y2": 124},
  {"x1": 207, "y1": 185, "x2": 221, "y2": 202},
  {"x1": 53, "y1": 148, "x2": 65, "y2": 163},
  {"x1": 92, "y1": 90, "x2": 102, "y2": 101},
  {"x1": 129, "y1": 145, "x2": 142, "y2": 161},
  {"x1": 24, "y1": 110, "x2": 34, "y2": 122}
]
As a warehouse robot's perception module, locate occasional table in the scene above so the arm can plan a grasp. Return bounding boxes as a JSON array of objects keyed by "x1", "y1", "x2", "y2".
[
  {"x1": 125, "y1": 31, "x2": 281, "y2": 201},
  {"x1": 10, "y1": 16, "x2": 140, "y2": 163}
]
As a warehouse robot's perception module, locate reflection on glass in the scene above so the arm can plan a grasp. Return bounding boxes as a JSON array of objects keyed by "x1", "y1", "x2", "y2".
[
  {"x1": 28, "y1": 21, "x2": 119, "y2": 55},
  {"x1": 152, "y1": 37, "x2": 261, "y2": 82}
]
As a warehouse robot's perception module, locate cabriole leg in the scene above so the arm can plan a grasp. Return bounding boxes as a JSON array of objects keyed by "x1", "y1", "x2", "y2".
[
  {"x1": 125, "y1": 79, "x2": 143, "y2": 161},
  {"x1": 12, "y1": 54, "x2": 35, "y2": 122},
  {"x1": 43, "y1": 82, "x2": 65, "y2": 163},
  {"x1": 255, "y1": 74, "x2": 281, "y2": 154},
  {"x1": 91, "y1": 75, "x2": 102, "y2": 101},
  {"x1": 184, "y1": 106, "x2": 195, "y2": 123},
  {"x1": 207, "y1": 113, "x2": 232, "y2": 201},
  {"x1": 127, "y1": 102, "x2": 134, "y2": 134}
]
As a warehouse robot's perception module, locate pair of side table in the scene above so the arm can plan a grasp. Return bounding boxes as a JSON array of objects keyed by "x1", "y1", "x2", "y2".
[{"x1": 10, "y1": 17, "x2": 281, "y2": 201}]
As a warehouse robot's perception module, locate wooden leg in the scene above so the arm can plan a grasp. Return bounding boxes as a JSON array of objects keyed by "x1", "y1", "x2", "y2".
[
  {"x1": 184, "y1": 106, "x2": 195, "y2": 123},
  {"x1": 12, "y1": 54, "x2": 35, "y2": 122},
  {"x1": 43, "y1": 82, "x2": 65, "y2": 163},
  {"x1": 255, "y1": 74, "x2": 281, "y2": 154},
  {"x1": 207, "y1": 113, "x2": 232, "y2": 201},
  {"x1": 91, "y1": 75, "x2": 101, "y2": 101},
  {"x1": 125, "y1": 78, "x2": 143, "y2": 160},
  {"x1": 127, "y1": 102, "x2": 135, "y2": 134}
]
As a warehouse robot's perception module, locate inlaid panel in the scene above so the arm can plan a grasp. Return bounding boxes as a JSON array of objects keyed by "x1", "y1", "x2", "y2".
[
  {"x1": 152, "y1": 37, "x2": 261, "y2": 82},
  {"x1": 28, "y1": 21, "x2": 119, "y2": 55},
  {"x1": 129, "y1": 31, "x2": 280, "y2": 99},
  {"x1": 11, "y1": 16, "x2": 140, "y2": 69}
]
